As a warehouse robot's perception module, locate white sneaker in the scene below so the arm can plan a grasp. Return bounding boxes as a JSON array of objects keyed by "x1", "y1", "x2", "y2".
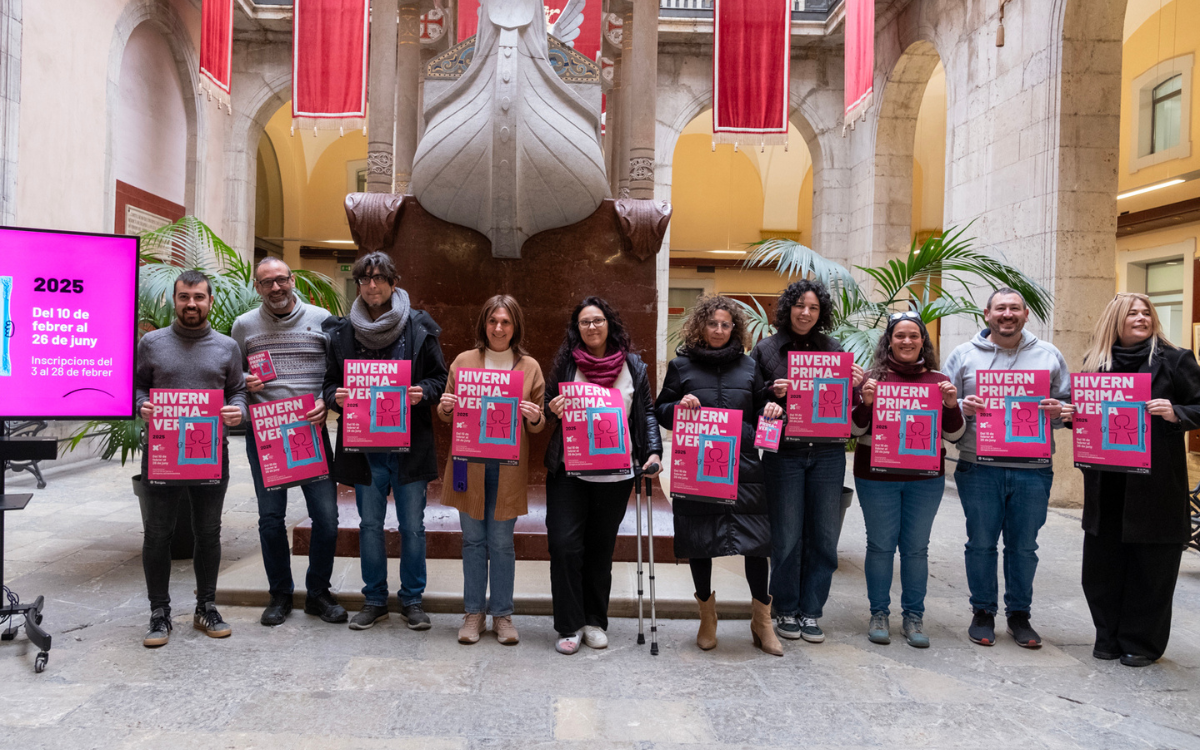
[{"x1": 581, "y1": 625, "x2": 608, "y2": 649}]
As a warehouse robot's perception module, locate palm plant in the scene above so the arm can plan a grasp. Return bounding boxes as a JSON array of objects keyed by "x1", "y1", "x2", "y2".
[
  {"x1": 64, "y1": 216, "x2": 346, "y2": 463},
  {"x1": 735, "y1": 225, "x2": 1053, "y2": 364}
]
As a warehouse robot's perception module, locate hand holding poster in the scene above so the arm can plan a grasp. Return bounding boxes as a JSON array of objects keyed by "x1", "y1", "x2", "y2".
[
  {"x1": 451, "y1": 367, "x2": 525, "y2": 465},
  {"x1": 560, "y1": 382, "x2": 631, "y2": 476},
  {"x1": 754, "y1": 416, "x2": 783, "y2": 452},
  {"x1": 247, "y1": 351, "x2": 277, "y2": 384},
  {"x1": 250, "y1": 393, "x2": 330, "y2": 488},
  {"x1": 870, "y1": 382, "x2": 942, "y2": 476},
  {"x1": 147, "y1": 388, "x2": 224, "y2": 485},
  {"x1": 1071, "y1": 373, "x2": 1151, "y2": 474},
  {"x1": 342, "y1": 359, "x2": 412, "y2": 452},
  {"x1": 975, "y1": 370, "x2": 1052, "y2": 464},
  {"x1": 785, "y1": 351, "x2": 854, "y2": 442},
  {"x1": 670, "y1": 405, "x2": 741, "y2": 504}
]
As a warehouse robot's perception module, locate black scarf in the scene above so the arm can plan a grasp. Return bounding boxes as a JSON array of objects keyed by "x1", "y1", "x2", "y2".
[
  {"x1": 1109, "y1": 339, "x2": 1152, "y2": 374},
  {"x1": 882, "y1": 351, "x2": 926, "y2": 378},
  {"x1": 681, "y1": 340, "x2": 745, "y2": 366}
]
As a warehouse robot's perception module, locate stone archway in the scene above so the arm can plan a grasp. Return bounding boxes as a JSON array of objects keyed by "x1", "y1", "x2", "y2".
[{"x1": 104, "y1": 0, "x2": 204, "y2": 232}]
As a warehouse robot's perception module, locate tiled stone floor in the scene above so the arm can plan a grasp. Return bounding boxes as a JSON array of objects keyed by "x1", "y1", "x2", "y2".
[{"x1": 2, "y1": 441, "x2": 1199, "y2": 749}]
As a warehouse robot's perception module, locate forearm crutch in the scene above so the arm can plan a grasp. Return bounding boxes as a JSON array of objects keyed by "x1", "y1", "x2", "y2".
[
  {"x1": 635, "y1": 466, "x2": 646, "y2": 646},
  {"x1": 644, "y1": 471, "x2": 659, "y2": 655}
]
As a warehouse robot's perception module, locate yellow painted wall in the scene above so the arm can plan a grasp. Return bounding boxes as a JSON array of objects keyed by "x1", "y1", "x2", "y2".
[
  {"x1": 670, "y1": 133, "x2": 765, "y2": 252},
  {"x1": 796, "y1": 167, "x2": 814, "y2": 247},
  {"x1": 913, "y1": 62, "x2": 946, "y2": 236}
]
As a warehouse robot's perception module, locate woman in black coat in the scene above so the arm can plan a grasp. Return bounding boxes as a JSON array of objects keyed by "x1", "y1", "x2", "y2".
[
  {"x1": 1076, "y1": 292, "x2": 1200, "y2": 667},
  {"x1": 655, "y1": 296, "x2": 784, "y2": 655}
]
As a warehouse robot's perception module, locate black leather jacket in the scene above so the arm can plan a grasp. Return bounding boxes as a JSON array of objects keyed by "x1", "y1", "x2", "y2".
[{"x1": 542, "y1": 352, "x2": 663, "y2": 474}]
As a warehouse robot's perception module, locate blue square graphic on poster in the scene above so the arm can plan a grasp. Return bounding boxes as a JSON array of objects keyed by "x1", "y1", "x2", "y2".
[
  {"x1": 696, "y1": 435, "x2": 737, "y2": 486},
  {"x1": 369, "y1": 386, "x2": 408, "y2": 433},
  {"x1": 586, "y1": 407, "x2": 626, "y2": 455},
  {"x1": 178, "y1": 416, "x2": 219, "y2": 465},
  {"x1": 898, "y1": 409, "x2": 939, "y2": 457},
  {"x1": 811, "y1": 377, "x2": 849, "y2": 424},
  {"x1": 1101, "y1": 401, "x2": 1146, "y2": 452},
  {"x1": 0, "y1": 276, "x2": 11, "y2": 377},
  {"x1": 479, "y1": 396, "x2": 520, "y2": 446},
  {"x1": 282, "y1": 421, "x2": 324, "y2": 468},
  {"x1": 1004, "y1": 396, "x2": 1046, "y2": 443}
]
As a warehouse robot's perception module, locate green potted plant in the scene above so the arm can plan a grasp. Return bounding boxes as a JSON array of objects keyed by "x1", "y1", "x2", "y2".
[{"x1": 63, "y1": 216, "x2": 345, "y2": 558}]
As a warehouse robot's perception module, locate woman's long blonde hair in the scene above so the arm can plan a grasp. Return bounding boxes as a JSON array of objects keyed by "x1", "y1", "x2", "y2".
[{"x1": 1081, "y1": 292, "x2": 1175, "y2": 372}]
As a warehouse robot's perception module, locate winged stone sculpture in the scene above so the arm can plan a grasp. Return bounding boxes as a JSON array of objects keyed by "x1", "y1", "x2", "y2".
[
  {"x1": 411, "y1": 0, "x2": 608, "y2": 258},
  {"x1": 550, "y1": 0, "x2": 585, "y2": 47}
]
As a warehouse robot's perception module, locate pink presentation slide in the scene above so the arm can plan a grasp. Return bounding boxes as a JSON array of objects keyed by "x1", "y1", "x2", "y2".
[
  {"x1": 450, "y1": 367, "x2": 525, "y2": 465},
  {"x1": 0, "y1": 227, "x2": 138, "y2": 418},
  {"x1": 560, "y1": 382, "x2": 632, "y2": 476},
  {"x1": 785, "y1": 351, "x2": 854, "y2": 442},
  {"x1": 247, "y1": 351, "x2": 277, "y2": 384},
  {"x1": 1071, "y1": 372, "x2": 1151, "y2": 474},
  {"x1": 146, "y1": 388, "x2": 224, "y2": 485},
  {"x1": 670, "y1": 405, "x2": 741, "y2": 504},
  {"x1": 250, "y1": 394, "x2": 330, "y2": 488},
  {"x1": 975, "y1": 369, "x2": 1052, "y2": 465},
  {"x1": 870, "y1": 382, "x2": 943, "y2": 476},
  {"x1": 342, "y1": 359, "x2": 412, "y2": 452}
]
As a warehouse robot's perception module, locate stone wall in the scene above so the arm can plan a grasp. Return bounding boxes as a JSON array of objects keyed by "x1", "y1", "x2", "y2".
[{"x1": 0, "y1": 0, "x2": 20, "y2": 225}]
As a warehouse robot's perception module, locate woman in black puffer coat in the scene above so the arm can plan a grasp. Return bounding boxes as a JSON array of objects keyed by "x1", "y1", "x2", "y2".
[{"x1": 655, "y1": 296, "x2": 783, "y2": 655}]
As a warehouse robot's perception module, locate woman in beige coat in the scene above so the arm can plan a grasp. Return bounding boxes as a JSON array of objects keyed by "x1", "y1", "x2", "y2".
[{"x1": 438, "y1": 295, "x2": 546, "y2": 645}]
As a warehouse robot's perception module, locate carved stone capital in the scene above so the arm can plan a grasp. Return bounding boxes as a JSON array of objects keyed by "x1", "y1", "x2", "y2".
[
  {"x1": 345, "y1": 192, "x2": 407, "y2": 253},
  {"x1": 368, "y1": 150, "x2": 394, "y2": 175},
  {"x1": 629, "y1": 156, "x2": 654, "y2": 183},
  {"x1": 615, "y1": 198, "x2": 672, "y2": 261}
]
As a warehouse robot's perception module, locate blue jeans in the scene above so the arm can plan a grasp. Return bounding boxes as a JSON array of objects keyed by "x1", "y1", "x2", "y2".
[
  {"x1": 855, "y1": 476, "x2": 945, "y2": 617},
  {"x1": 459, "y1": 463, "x2": 517, "y2": 616},
  {"x1": 357, "y1": 452, "x2": 428, "y2": 607},
  {"x1": 954, "y1": 461, "x2": 1052, "y2": 616},
  {"x1": 246, "y1": 435, "x2": 340, "y2": 598},
  {"x1": 763, "y1": 445, "x2": 846, "y2": 618}
]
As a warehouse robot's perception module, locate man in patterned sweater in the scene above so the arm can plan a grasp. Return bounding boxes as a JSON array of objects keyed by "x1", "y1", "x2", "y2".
[{"x1": 231, "y1": 258, "x2": 347, "y2": 626}]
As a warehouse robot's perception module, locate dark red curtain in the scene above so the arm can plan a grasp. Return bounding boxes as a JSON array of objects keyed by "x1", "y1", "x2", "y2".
[
  {"x1": 292, "y1": 0, "x2": 370, "y2": 132},
  {"x1": 844, "y1": 0, "x2": 875, "y2": 128},
  {"x1": 713, "y1": 0, "x2": 791, "y2": 146},
  {"x1": 199, "y1": 0, "x2": 233, "y2": 110}
]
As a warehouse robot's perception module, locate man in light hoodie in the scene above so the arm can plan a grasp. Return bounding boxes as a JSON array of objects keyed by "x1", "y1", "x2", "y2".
[{"x1": 943, "y1": 288, "x2": 1070, "y2": 650}]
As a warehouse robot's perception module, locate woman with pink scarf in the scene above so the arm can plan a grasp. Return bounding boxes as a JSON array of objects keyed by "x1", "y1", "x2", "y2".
[{"x1": 542, "y1": 297, "x2": 663, "y2": 654}]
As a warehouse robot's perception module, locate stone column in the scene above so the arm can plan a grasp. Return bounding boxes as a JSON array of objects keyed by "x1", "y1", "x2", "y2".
[
  {"x1": 394, "y1": 1, "x2": 421, "y2": 195},
  {"x1": 616, "y1": 7, "x2": 634, "y2": 198},
  {"x1": 626, "y1": 0, "x2": 657, "y2": 200},
  {"x1": 366, "y1": 0, "x2": 398, "y2": 193},
  {"x1": 604, "y1": 52, "x2": 622, "y2": 197}
]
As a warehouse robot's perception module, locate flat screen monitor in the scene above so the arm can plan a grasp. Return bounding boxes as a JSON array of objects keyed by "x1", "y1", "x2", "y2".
[{"x1": 0, "y1": 226, "x2": 139, "y2": 419}]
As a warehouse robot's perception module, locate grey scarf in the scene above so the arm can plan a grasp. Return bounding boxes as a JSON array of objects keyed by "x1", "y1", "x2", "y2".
[{"x1": 350, "y1": 289, "x2": 411, "y2": 351}]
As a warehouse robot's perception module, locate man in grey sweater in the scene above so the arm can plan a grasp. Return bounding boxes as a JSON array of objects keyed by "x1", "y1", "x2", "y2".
[
  {"x1": 943, "y1": 288, "x2": 1070, "y2": 651},
  {"x1": 135, "y1": 270, "x2": 248, "y2": 648},
  {"x1": 230, "y1": 258, "x2": 347, "y2": 626}
]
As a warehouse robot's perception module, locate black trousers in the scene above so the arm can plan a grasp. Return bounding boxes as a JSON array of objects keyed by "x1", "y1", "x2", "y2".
[
  {"x1": 141, "y1": 479, "x2": 228, "y2": 615},
  {"x1": 690, "y1": 556, "x2": 771, "y2": 604},
  {"x1": 545, "y1": 471, "x2": 635, "y2": 635},
  {"x1": 1081, "y1": 490, "x2": 1184, "y2": 660}
]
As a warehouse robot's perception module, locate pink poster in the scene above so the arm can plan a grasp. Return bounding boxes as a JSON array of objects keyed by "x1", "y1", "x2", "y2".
[
  {"x1": 451, "y1": 367, "x2": 525, "y2": 465},
  {"x1": 250, "y1": 394, "x2": 330, "y2": 489},
  {"x1": 870, "y1": 382, "x2": 943, "y2": 476},
  {"x1": 975, "y1": 370, "x2": 1052, "y2": 465},
  {"x1": 0, "y1": 227, "x2": 138, "y2": 419},
  {"x1": 669, "y1": 405, "x2": 741, "y2": 505},
  {"x1": 146, "y1": 388, "x2": 224, "y2": 485},
  {"x1": 1071, "y1": 373, "x2": 1152, "y2": 474},
  {"x1": 247, "y1": 351, "x2": 277, "y2": 384},
  {"x1": 342, "y1": 359, "x2": 412, "y2": 453},
  {"x1": 754, "y1": 416, "x2": 783, "y2": 452},
  {"x1": 559, "y1": 381, "x2": 631, "y2": 476},
  {"x1": 785, "y1": 351, "x2": 854, "y2": 442}
]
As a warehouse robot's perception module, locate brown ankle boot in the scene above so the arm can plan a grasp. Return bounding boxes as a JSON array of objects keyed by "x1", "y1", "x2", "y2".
[
  {"x1": 751, "y1": 597, "x2": 784, "y2": 656},
  {"x1": 696, "y1": 592, "x2": 718, "y2": 651}
]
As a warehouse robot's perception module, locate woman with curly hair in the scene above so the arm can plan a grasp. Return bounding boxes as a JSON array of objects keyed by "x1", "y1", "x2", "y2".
[
  {"x1": 655, "y1": 296, "x2": 785, "y2": 654},
  {"x1": 542, "y1": 297, "x2": 662, "y2": 655},
  {"x1": 750, "y1": 279, "x2": 863, "y2": 644}
]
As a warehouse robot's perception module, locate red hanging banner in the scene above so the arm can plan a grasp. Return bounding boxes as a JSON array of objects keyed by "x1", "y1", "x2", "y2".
[
  {"x1": 199, "y1": 0, "x2": 233, "y2": 111},
  {"x1": 843, "y1": 0, "x2": 874, "y2": 129},
  {"x1": 457, "y1": 1, "x2": 603, "y2": 62},
  {"x1": 292, "y1": 0, "x2": 370, "y2": 133},
  {"x1": 712, "y1": 0, "x2": 791, "y2": 147}
]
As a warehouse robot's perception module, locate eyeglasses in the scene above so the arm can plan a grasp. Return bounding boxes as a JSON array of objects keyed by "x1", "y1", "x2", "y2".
[
  {"x1": 256, "y1": 274, "x2": 293, "y2": 289},
  {"x1": 889, "y1": 311, "x2": 921, "y2": 322},
  {"x1": 705, "y1": 320, "x2": 734, "y2": 331},
  {"x1": 356, "y1": 274, "x2": 392, "y2": 287},
  {"x1": 579, "y1": 318, "x2": 607, "y2": 329}
]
